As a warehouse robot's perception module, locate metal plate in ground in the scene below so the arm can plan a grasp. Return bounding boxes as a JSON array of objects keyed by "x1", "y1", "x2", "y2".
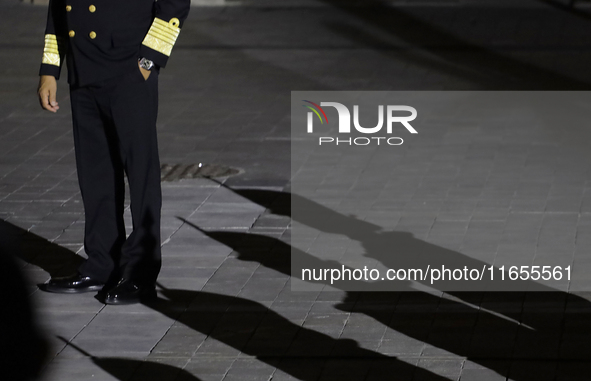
[{"x1": 160, "y1": 163, "x2": 242, "y2": 182}]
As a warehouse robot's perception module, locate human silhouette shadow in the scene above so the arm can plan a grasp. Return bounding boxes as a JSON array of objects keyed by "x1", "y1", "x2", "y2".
[
  {"x1": 183, "y1": 225, "x2": 585, "y2": 380},
  {"x1": 319, "y1": 0, "x2": 591, "y2": 90},
  {"x1": 144, "y1": 285, "x2": 451, "y2": 381},
  {"x1": 178, "y1": 217, "x2": 412, "y2": 293},
  {"x1": 215, "y1": 187, "x2": 565, "y2": 292},
  {"x1": 201, "y1": 186, "x2": 591, "y2": 380},
  {"x1": 57, "y1": 337, "x2": 202, "y2": 381},
  {"x1": 0, "y1": 220, "x2": 51, "y2": 380}
]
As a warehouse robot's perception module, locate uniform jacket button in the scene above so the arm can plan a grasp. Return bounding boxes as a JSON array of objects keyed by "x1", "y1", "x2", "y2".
[
  {"x1": 66, "y1": 5, "x2": 72, "y2": 11},
  {"x1": 69, "y1": 30, "x2": 75, "y2": 37},
  {"x1": 89, "y1": 31, "x2": 97, "y2": 39},
  {"x1": 89, "y1": 5, "x2": 96, "y2": 12}
]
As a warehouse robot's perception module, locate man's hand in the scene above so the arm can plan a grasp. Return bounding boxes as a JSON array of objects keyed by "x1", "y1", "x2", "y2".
[
  {"x1": 138, "y1": 61, "x2": 151, "y2": 80},
  {"x1": 38, "y1": 75, "x2": 59, "y2": 113}
]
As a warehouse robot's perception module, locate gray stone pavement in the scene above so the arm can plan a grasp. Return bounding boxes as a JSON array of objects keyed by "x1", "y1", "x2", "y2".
[{"x1": 4, "y1": 0, "x2": 591, "y2": 380}]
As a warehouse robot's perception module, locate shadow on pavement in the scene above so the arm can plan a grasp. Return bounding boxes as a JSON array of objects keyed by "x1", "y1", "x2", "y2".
[
  {"x1": 1, "y1": 218, "x2": 198, "y2": 381},
  {"x1": 58, "y1": 337, "x2": 202, "y2": 381},
  {"x1": 0, "y1": 219, "x2": 83, "y2": 279},
  {"x1": 0, "y1": 220, "x2": 50, "y2": 380},
  {"x1": 193, "y1": 186, "x2": 591, "y2": 380},
  {"x1": 146, "y1": 285, "x2": 451, "y2": 381},
  {"x1": 3, "y1": 213, "x2": 447, "y2": 380}
]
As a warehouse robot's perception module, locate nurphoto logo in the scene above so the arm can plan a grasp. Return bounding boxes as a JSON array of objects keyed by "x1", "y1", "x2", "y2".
[{"x1": 303, "y1": 100, "x2": 418, "y2": 146}]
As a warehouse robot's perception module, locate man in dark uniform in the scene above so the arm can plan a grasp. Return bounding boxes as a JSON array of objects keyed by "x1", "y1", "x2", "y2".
[{"x1": 37, "y1": 0, "x2": 190, "y2": 304}]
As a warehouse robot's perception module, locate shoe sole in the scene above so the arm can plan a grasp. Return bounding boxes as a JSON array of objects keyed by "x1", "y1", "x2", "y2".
[{"x1": 42, "y1": 285, "x2": 105, "y2": 294}]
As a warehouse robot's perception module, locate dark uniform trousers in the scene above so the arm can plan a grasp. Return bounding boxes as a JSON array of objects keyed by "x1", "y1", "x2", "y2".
[{"x1": 71, "y1": 68, "x2": 161, "y2": 285}]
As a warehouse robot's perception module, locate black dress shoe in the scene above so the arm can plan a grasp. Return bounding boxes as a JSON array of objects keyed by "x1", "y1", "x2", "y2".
[
  {"x1": 103, "y1": 279, "x2": 157, "y2": 305},
  {"x1": 43, "y1": 273, "x2": 105, "y2": 294}
]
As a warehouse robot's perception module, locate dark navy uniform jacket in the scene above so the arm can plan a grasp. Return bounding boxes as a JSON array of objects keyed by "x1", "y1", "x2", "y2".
[{"x1": 39, "y1": 0, "x2": 190, "y2": 87}]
